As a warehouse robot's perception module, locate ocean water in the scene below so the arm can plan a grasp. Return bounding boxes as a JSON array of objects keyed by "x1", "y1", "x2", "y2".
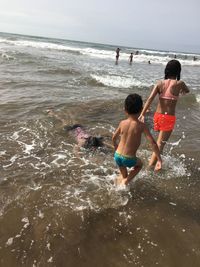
[{"x1": 0, "y1": 32, "x2": 200, "y2": 267}]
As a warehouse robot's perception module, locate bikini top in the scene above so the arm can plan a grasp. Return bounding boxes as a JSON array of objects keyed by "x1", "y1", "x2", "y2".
[
  {"x1": 74, "y1": 127, "x2": 89, "y2": 140},
  {"x1": 159, "y1": 79, "x2": 179, "y2": 101}
]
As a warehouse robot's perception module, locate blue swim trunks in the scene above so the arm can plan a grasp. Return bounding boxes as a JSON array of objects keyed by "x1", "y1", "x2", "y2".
[{"x1": 114, "y1": 152, "x2": 137, "y2": 168}]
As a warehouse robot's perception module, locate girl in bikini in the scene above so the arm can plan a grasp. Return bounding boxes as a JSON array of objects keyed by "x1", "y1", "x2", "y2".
[{"x1": 139, "y1": 59, "x2": 190, "y2": 169}]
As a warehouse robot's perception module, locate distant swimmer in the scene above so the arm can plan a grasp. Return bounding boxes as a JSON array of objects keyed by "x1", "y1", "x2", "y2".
[
  {"x1": 174, "y1": 54, "x2": 177, "y2": 59},
  {"x1": 148, "y1": 60, "x2": 151, "y2": 64},
  {"x1": 135, "y1": 50, "x2": 139, "y2": 55},
  {"x1": 193, "y1": 56, "x2": 197, "y2": 61},
  {"x1": 115, "y1": 48, "x2": 121, "y2": 64},
  {"x1": 129, "y1": 53, "x2": 133, "y2": 64}
]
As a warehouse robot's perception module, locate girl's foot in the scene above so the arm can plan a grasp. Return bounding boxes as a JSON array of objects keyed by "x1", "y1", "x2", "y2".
[{"x1": 154, "y1": 161, "x2": 162, "y2": 171}]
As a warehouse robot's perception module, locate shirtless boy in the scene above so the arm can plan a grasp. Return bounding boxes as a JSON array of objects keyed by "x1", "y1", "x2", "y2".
[{"x1": 112, "y1": 94, "x2": 162, "y2": 185}]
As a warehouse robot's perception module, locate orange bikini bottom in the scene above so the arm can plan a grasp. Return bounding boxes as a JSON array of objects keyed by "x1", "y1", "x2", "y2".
[{"x1": 154, "y1": 112, "x2": 176, "y2": 132}]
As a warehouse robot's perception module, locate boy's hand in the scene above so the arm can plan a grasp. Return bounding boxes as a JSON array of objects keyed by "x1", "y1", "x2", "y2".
[{"x1": 154, "y1": 160, "x2": 162, "y2": 171}]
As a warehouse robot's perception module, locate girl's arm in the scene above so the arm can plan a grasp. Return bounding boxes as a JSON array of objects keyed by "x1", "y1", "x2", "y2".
[
  {"x1": 143, "y1": 125, "x2": 162, "y2": 170},
  {"x1": 180, "y1": 81, "x2": 190, "y2": 95},
  {"x1": 139, "y1": 82, "x2": 160, "y2": 121},
  {"x1": 103, "y1": 141, "x2": 114, "y2": 149}
]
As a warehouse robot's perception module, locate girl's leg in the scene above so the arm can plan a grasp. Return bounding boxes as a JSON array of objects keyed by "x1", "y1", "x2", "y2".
[{"x1": 149, "y1": 130, "x2": 173, "y2": 167}]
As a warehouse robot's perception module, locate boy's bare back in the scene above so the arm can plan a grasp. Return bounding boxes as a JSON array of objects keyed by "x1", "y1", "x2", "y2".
[
  {"x1": 115, "y1": 117, "x2": 144, "y2": 157},
  {"x1": 113, "y1": 94, "x2": 162, "y2": 185}
]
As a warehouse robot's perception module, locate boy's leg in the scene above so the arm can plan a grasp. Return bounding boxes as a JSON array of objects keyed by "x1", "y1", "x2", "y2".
[
  {"x1": 119, "y1": 166, "x2": 128, "y2": 178},
  {"x1": 115, "y1": 166, "x2": 128, "y2": 185},
  {"x1": 149, "y1": 130, "x2": 172, "y2": 167},
  {"x1": 126, "y1": 158, "x2": 143, "y2": 185}
]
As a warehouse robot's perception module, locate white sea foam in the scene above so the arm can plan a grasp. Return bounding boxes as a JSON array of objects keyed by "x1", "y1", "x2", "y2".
[
  {"x1": 22, "y1": 217, "x2": 30, "y2": 228},
  {"x1": 162, "y1": 154, "x2": 187, "y2": 178},
  {"x1": 76, "y1": 46, "x2": 200, "y2": 66},
  {"x1": 91, "y1": 74, "x2": 149, "y2": 88},
  {"x1": 3, "y1": 155, "x2": 19, "y2": 168},
  {"x1": 1, "y1": 37, "x2": 200, "y2": 66},
  {"x1": 0, "y1": 150, "x2": 6, "y2": 156},
  {"x1": 1, "y1": 52, "x2": 15, "y2": 60},
  {"x1": 47, "y1": 257, "x2": 53, "y2": 263},
  {"x1": 0, "y1": 38, "x2": 81, "y2": 53},
  {"x1": 82, "y1": 48, "x2": 200, "y2": 66},
  {"x1": 23, "y1": 140, "x2": 36, "y2": 154},
  {"x1": 11, "y1": 131, "x2": 20, "y2": 140},
  {"x1": 82, "y1": 48, "x2": 115, "y2": 59},
  {"x1": 6, "y1": 237, "x2": 14, "y2": 246},
  {"x1": 81, "y1": 48, "x2": 200, "y2": 66},
  {"x1": 0, "y1": 38, "x2": 8, "y2": 43},
  {"x1": 38, "y1": 210, "x2": 44, "y2": 219},
  {"x1": 196, "y1": 94, "x2": 200, "y2": 103},
  {"x1": 51, "y1": 153, "x2": 67, "y2": 167}
]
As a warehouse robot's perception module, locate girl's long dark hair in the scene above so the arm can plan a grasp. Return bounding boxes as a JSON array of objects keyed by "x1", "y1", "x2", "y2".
[{"x1": 164, "y1": 60, "x2": 181, "y2": 80}]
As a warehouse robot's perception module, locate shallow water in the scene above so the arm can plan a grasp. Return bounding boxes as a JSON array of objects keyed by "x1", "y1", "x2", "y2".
[{"x1": 0, "y1": 32, "x2": 200, "y2": 266}]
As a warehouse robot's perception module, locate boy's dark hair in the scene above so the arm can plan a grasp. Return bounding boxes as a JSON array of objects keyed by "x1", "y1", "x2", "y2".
[
  {"x1": 164, "y1": 60, "x2": 181, "y2": 80},
  {"x1": 124, "y1": 94, "x2": 143, "y2": 114}
]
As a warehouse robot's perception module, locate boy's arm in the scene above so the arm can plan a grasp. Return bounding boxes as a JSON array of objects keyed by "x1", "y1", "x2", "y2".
[
  {"x1": 112, "y1": 124, "x2": 121, "y2": 151},
  {"x1": 139, "y1": 82, "x2": 160, "y2": 122},
  {"x1": 103, "y1": 141, "x2": 114, "y2": 149},
  {"x1": 143, "y1": 125, "x2": 162, "y2": 170}
]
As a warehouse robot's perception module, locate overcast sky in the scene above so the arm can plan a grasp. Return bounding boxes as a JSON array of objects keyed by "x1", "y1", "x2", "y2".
[{"x1": 0, "y1": 0, "x2": 199, "y2": 53}]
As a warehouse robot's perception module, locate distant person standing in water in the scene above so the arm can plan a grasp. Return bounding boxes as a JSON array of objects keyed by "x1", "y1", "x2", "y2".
[
  {"x1": 139, "y1": 60, "x2": 189, "y2": 169},
  {"x1": 115, "y1": 48, "x2": 120, "y2": 64},
  {"x1": 129, "y1": 53, "x2": 133, "y2": 64}
]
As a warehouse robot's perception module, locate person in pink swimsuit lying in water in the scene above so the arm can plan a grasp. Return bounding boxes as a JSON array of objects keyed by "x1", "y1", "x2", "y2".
[{"x1": 47, "y1": 109, "x2": 112, "y2": 150}]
